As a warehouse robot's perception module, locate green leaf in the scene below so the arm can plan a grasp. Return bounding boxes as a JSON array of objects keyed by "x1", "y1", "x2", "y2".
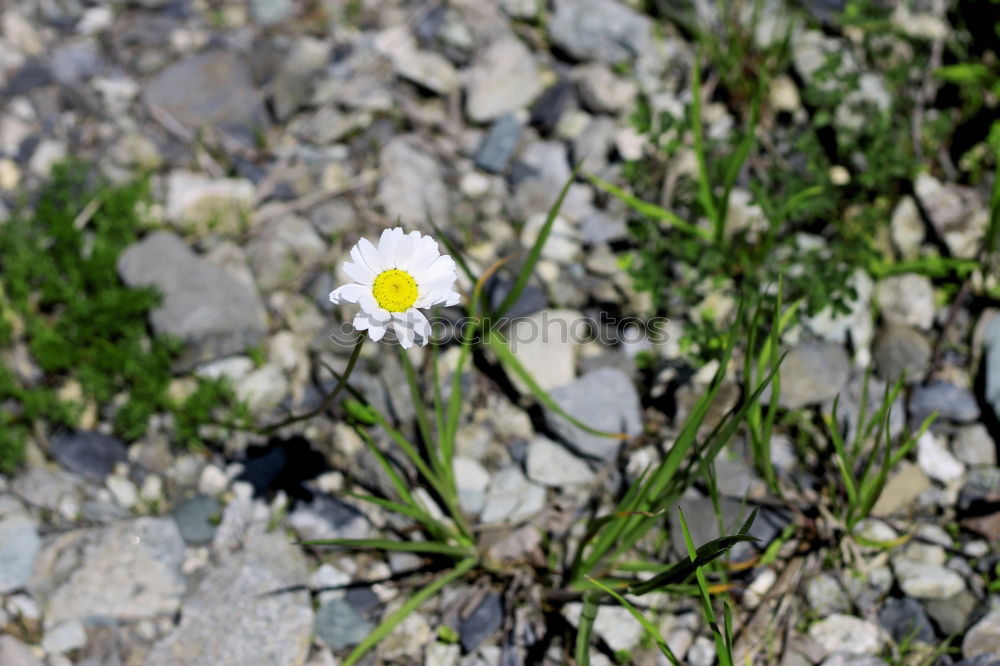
[
  {"x1": 298, "y1": 538, "x2": 475, "y2": 558},
  {"x1": 588, "y1": 174, "x2": 712, "y2": 240}
]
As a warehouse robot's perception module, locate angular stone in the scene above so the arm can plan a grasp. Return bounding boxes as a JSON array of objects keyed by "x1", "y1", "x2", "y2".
[
  {"x1": 118, "y1": 231, "x2": 268, "y2": 368},
  {"x1": 466, "y1": 35, "x2": 542, "y2": 122},
  {"x1": 165, "y1": 170, "x2": 254, "y2": 236},
  {"x1": 874, "y1": 324, "x2": 931, "y2": 385},
  {"x1": 876, "y1": 274, "x2": 934, "y2": 330},
  {"x1": 50, "y1": 430, "x2": 128, "y2": 483},
  {"x1": 963, "y1": 609, "x2": 1000, "y2": 661},
  {"x1": 143, "y1": 531, "x2": 313, "y2": 666},
  {"x1": 808, "y1": 614, "x2": 885, "y2": 656},
  {"x1": 474, "y1": 114, "x2": 522, "y2": 174},
  {"x1": 0, "y1": 514, "x2": 40, "y2": 594},
  {"x1": 526, "y1": 436, "x2": 594, "y2": 487},
  {"x1": 549, "y1": 0, "x2": 654, "y2": 64},
  {"x1": 773, "y1": 343, "x2": 850, "y2": 409},
  {"x1": 544, "y1": 367, "x2": 642, "y2": 461},
  {"x1": 378, "y1": 136, "x2": 450, "y2": 228},
  {"x1": 144, "y1": 51, "x2": 267, "y2": 144},
  {"x1": 33, "y1": 517, "x2": 185, "y2": 624}
]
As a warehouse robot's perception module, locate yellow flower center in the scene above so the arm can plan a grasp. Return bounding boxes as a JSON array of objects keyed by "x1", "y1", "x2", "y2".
[{"x1": 372, "y1": 269, "x2": 418, "y2": 312}]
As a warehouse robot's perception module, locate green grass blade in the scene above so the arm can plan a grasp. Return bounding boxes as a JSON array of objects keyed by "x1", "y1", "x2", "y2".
[
  {"x1": 493, "y1": 167, "x2": 578, "y2": 320},
  {"x1": 341, "y1": 558, "x2": 476, "y2": 666},
  {"x1": 427, "y1": 217, "x2": 477, "y2": 287},
  {"x1": 588, "y1": 174, "x2": 712, "y2": 240},
  {"x1": 585, "y1": 577, "x2": 682, "y2": 666},
  {"x1": 299, "y1": 538, "x2": 474, "y2": 558},
  {"x1": 574, "y1": 592, "x2": 600, "y2": 666},
  {"x1": 690, "y1": 55, "x2": 721, "y2": 240}
]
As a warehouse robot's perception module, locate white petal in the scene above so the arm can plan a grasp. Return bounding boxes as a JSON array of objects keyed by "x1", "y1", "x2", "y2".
[
  {"x1": 352, "y1": 311, "x2": 370, "y2": 330},
  {"x1": 443, "y1": 290, "x2": 461, "y2": 306},
  {"x1": 359, "y1": 292, "x2": 379, "y2": 313},
  {"x1": 393, "y1": 318, "x2": 415, "y2": 349},
  {"x1": 369, "y1": 320, "x2": 389, "y2": 342},
  {"x1": 378, "y1": 228, "x2": 402, "y2": 268},
  {"x1": 407, "y1": 241, "x2": 440, "y2": 275},
  {"x1": 350, "y1": 245, "x2": 379, "y2": 278},
  {"x1": 343, "y1": 261, "x2": 375, "y2": 285},
  {"x1": 371, "y1": 307, "x2": 391, "y2": 323},
  {"x1": 409, "y1": 308, "x2": 432, "y2": 340},
  {"x1": 394, "y1": 231, "x2": 418, "y2": 268},
  {"x1": 358, "y1": 237, "x2": 383, "y2": 273},
  {"x1": 329, "y1": 283, "x2": 366, "y2": 304}
]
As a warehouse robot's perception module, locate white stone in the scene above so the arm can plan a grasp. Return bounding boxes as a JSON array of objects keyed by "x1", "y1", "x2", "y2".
[
  {"x1": 508, "y1": 309, "x2": 581, "y2": 392},
  {"x1": 890, "y1": 196, "x2": 925, "y2": 260},
  {"x1": 42, "y1": 620, "x2": 87, "y2": 654},
  {"x1": 521, "y1": 214, "x2": 581, "y2": 263},
  {"x1": 480, "y1": 466, "x2": 546, "y2": 524},
  {"x1": 165, "y1": 170, "x2": 254, "y2": 235},
  {"x1": 876, "y1": 274, "x2": 935, "y2": 330},
  {"x1": 78, "y1": 6, "x2": 114, "y2": 35},
  {"x1": 375, "y1": 26, "x2": 459, "y2": 95},
  {"x1": 562, "y1": 603, "x2": 644, "y2": 653},
  {"x1": 29, "y1": 141, "x2": 67, "y2": 177},
  {"x1": 106, "y1": 476, "x2": 138, "y2": 509},
  {"x1": 769, "y1": 75, "x2": 801, "y2": 112},
  {"x1": 894, "y1": 559, "x2": 965, "y2": 599},
  {"x1": 452, "y1": 457, "x2": 491, "y2": 515},
  {"x1": 526, "y1": 436, "x2": 594, "y2": 487},
  {"x1": 809, "y1": 614, "x2": 884, "y2": 656},
  {"x1": 917, "y1": 431, "x2": 965, "y2": 483},
  {"x1": 236, "y1": 364, "x2": 289, "y2": 412},
  {"x1": 198, "y1": 465, "x2": 229, "y2": 496}
]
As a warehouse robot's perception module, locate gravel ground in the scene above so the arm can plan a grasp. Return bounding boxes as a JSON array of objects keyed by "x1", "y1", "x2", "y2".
[{"x1": 1, "y1": 1, "x2": 999, "y2": 665}]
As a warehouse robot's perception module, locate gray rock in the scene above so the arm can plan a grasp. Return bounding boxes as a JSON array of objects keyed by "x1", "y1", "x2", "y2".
[
  {"x1": 460, "y1": 593, "x2": 503, "y2": 653},
  {"x1": 909, "y1": 382, "x2": 980, "y2": 425},
  {"x1": 953, "y1": 425, "x2": 997, "y2": 467},
  {"x1": 573, "y1": 115, "x2": 617, "y2": 174},
  {"x1": 35, "y1": 517, "x2": 185, "y2": 625},
  {"x1": 245, "y1": 215, "x2": 326, "y2": 291},
  {"x1": 877, "y1": 597, "x2": 935, "y2": 644},
  {"x1": 511, "y1": 140, "x2": 572, "y2": 219},
  {"x1": 452, "y1": 456, "x2": 491, "y2": 515},
  {"x1": 874, "y1": 324, "x2": 931, "y2": 385},
  {"x1": 955, "y1": 657, "x2": 1000, "y2": 666},
  {"x1": 530, "y1": 79, "x2": 574, "y2": 134},
  {"x1": 474, "y1": 114, "x2": 522, "y2": 174},
  {"x1": 526, "y1": 436, "x2": 594, "y2": 487},
  {"x1": 118, "y1": 231, "x2": 268, "y2": 369},
  {"x1": 924, "y1": 588, "x2": 977, "y2": 636},
  {"x1": 985, "y1": 316, "x2": 1000, "y2": 422},
  {"x1": 375, "y1": 26, "x2": 459, "y2": 96},
  {"x1": 774, "y1": 342, "x2": 850, "y2": 409},
  {"x1": 51, "y1": 41, "x2": 101, "y2": 84},
  {"x1": 917, "y1": 431, "x2": 966, "y2": 483},
  {"x1": 544, "y1": 367, "x2": 642, "y2": 461},
  {"x1": 143, "y1": 51, "x2": 267, "y2": 145},
  {"x1": 507, "y1": 309, "x2": 580, "y2": 392},
  {"x1": 171, "y1": 495, "x2": 222, "y2": 545},
  {"x1": 42, "y1": 619, "x2": 87, "y2": 654},
  {"x1": 806, "y1": 574, "x2": 851, "y2": 617},
  {"x1": 0, "y1": 514, "x2": 41, "y2": 594},
  {"x1": 549, "y1": 0, "x2": 654, "y2": 64},
  {"x1": 50, "y1": 430, "x2": 128, "y2": 483},
  {"x1": 10, "y1": 466, "x2": 81, "y2": 513},
  {"x1": 479, "y1": 466, "x2": 546, "y2": 524},
  {"x1": 466, "y1": 35, "x2": 542, "y2": 122},
  {"x1": 143, "y1": 531, "x2": 313, "y2": 666},
  {"x1": 0, "y1": 635, "x2": 44, "y2": 666},
  {"x1": 315, "y1": 596, "x2": 374, "y2": 651},
  {"x1": 576, "y1": 63, "x2": 638, "y2": 113},
  {"x1": 820, "y1": 656, "x2": 887, "y2": 666},
  {"x1": 914, "y1": 173, "x2": 988, "y2": 259},
  {"x1": 378, "y1": 136, "x2": 450, "y2": 228},
  {"x1": 963, "y1": 609, "x2": 1000, "y2": 661}
]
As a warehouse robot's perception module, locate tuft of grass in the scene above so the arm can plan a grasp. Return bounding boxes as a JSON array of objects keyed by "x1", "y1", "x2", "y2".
[{"x1": 0, "y1": 163, "x2": 244, "y2": 472}]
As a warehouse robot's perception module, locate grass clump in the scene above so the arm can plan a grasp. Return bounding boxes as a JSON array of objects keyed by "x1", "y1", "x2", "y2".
[{"x1": 0, "y1": 163, "x2": 242, "y2": 473}]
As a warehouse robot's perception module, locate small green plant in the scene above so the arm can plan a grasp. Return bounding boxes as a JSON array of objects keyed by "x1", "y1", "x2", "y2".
[
  {"x1": 290, "y1": 173, "x2": 779, "y2": 665},
  {"x1": 824, "y1": 371, "x2": 936, "y2": 534},
  {"x1": 0, "y1": 163, "x2": 244, "y2": 472}
]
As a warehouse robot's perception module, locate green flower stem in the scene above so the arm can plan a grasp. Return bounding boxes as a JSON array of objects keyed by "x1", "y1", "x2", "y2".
[{"x1": 260, "y1": 335, "x2": 365, "y2": 433}]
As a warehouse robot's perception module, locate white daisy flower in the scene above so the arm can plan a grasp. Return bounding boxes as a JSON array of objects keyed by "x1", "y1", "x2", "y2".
[{"x1": 329, "y1": 227, "x2": 461, "y2": 349}]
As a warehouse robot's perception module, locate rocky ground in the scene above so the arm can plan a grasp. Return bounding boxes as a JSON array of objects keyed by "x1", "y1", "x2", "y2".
[{"x1": 1, "y1": 0, "x2": 1000, "y2": 665}]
